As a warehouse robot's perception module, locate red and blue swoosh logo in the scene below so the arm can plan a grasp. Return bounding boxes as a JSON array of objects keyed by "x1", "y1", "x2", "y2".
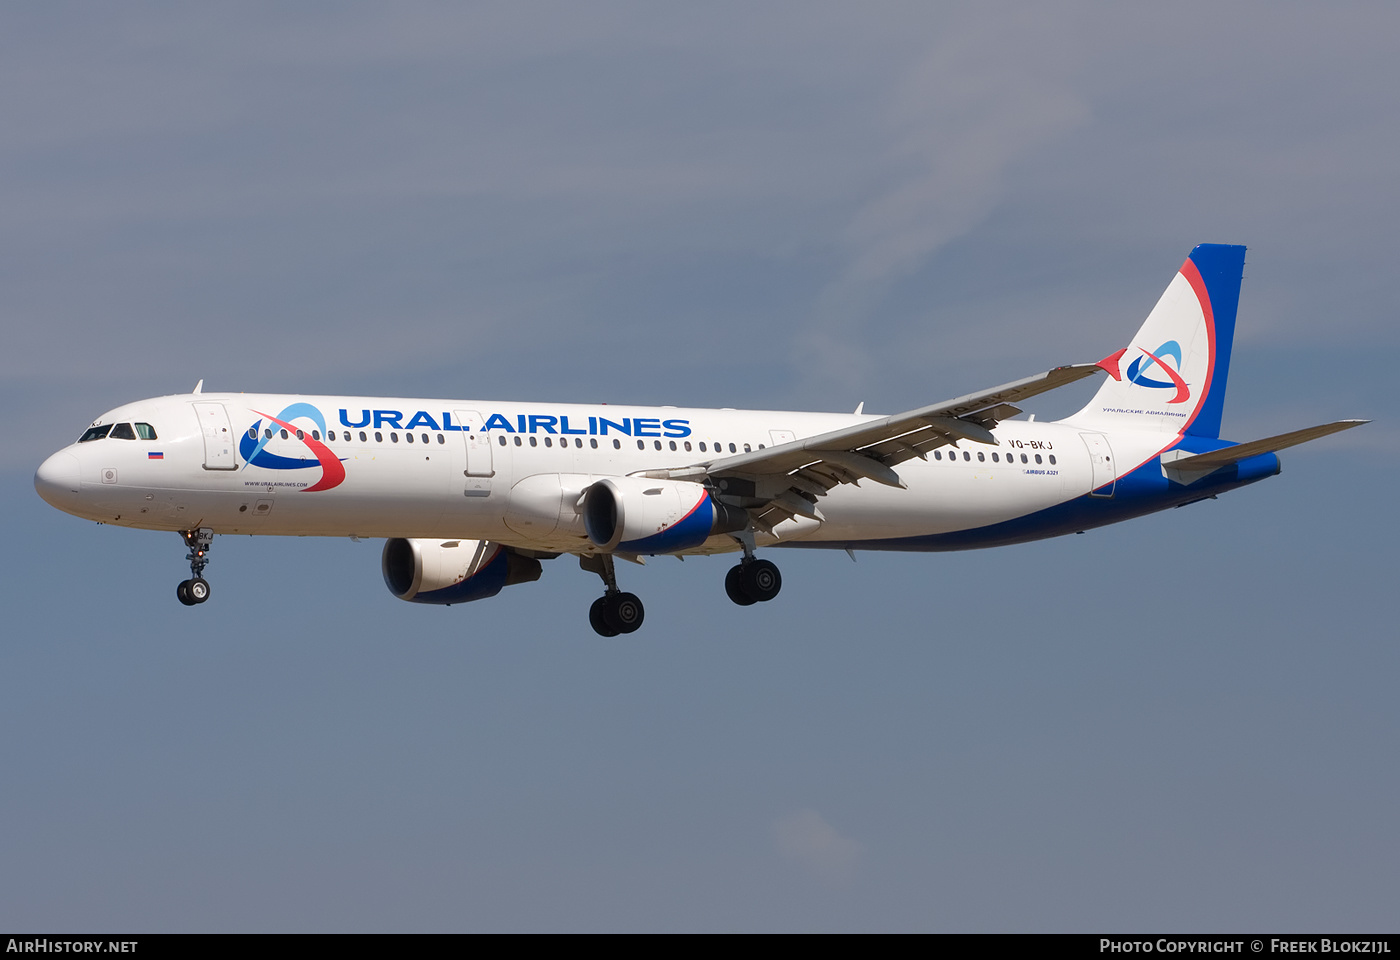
[
  {"x1": 238, "y1": 402, "x2": 346, "y2": 492},
  {"x1": 1125, "y1": 340, "x2": 1190, "y2": 404}
]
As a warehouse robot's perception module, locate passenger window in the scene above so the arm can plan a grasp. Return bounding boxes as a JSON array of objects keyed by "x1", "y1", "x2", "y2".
[
  {"x1": 265, "y1": 429, "x2": 273, "y2": 439},
  {"x1": 406, "y1": 432, "x2": 415, "y2": 443},
  {"x1": 423, "y1": 434, "x2": 431, "y2": 444},
  {"x1": 280, "y1": 429, "x2": 289, "y2": 440},
  {"x1": 248, "y1": 427, "x2": 258, "y2": 440},
  {"x1": 498, "y1": 435, "x2": 507, "y2": 446},
  {"x1": 312, "y1": 430, "x2": 320, "y2": 441},
  {"x1": 375, "y1": 431, "x2": 383, "y2": 442},
  {"x1": 1048, "y1": 454, "x2": 1056, "y2": 465},
  {"x1": 358, "y1": 431, "x2": 366, "y2": 442},
  {"x1": 391, "y1": 432, "x2": 399, "y2": 443},
  {"x1": 759, "y1": 444, "x2": 765, "y2": 449},
  {"x1": 637, "y1": 440, "x2": 645, "y2": 450},
  {"x1": 296, "y1": 429, "x2": 304, "y2": 440},
  {"x1": 977, "y1": 451, "x2": 985, "y2": 462},
  {"x1": 729, "y1": 443, "x2": 737, "y2": 453},
  {"x1": 654, "y1": 440, "x2": 662, "y2": 450},
  {"x1": 590, "y1": 438, "x2": 598, "y2": 449},
  {"x1": 684, "y1": 441, "x2": 691, "y2": 452},
  {"x1": 514, "y1": 436, "x2": 522, "y2": 447},
  {"x1": 991, "y1": 452, "x2": 999, "y2": 462},
  {"x1": 612, "y1": 439, "x2": 621, "y2": 449},
  {"x1": 79, "y1": 425, "x2": 112, "y2": 442},
  {"x1": 933, "y1": 450, "x2": 941, "y2": 460},
  {"x1": 1020, "y1": 454, "x2": 1028, "y2": 463},
  {"x1": 963, "y1": 451, "x2": 970, "y2": 461},
  {"x1": 744, "y1": 443, "x2": 751, "y2": 452},
  {"x1": 135, "y1": 423, "x2": 157, "y2": 440},
  {"x1": 699, "y1": 442, "x2": 707, "y2": 452},
  {"x1": 575, "y1": 438, "x2": 583, "y2": 448},
  {"x1": 436, "y1": 434, "x2": 444, "y2": 444},
  {"x1": 1034, "y1": 454, "x2": 1042, "y2": 464},
  {"x1": 529, "y1": 436, "x2": 537, "y2": 447},
  {"x1": 544, "y1": 437, "x2": 552, "y2": 448}
]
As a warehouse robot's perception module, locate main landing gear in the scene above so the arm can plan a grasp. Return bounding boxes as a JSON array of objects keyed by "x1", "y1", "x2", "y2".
[
  {"x1": 724, "y1": 527, "x2": 782, "y2": 606},
  {"x1": 580, "y1": 554, "x2": 644, "y2": 636},
  {"x1": 724, "y1": 557, "x2": 782, "y2": 605},
  {"x1": 176, "y1": 527, "x2": 214, "y2": 607}
]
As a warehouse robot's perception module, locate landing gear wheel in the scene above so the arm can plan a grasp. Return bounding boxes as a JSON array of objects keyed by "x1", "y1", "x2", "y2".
[
  {"x1": 608, "y1": 592, "x2": 645, "y2": 634},
  {"x1": 725, "y1": 565, "x2": 758, "y2": 606},
  {"x1": 742, "y1": 559, "x2": 781, "y2": 602},
  {"x1": 177, "y1": 580, "x2": 197, "y2": 606},
  {"x1": 188, "y1": 577, "x2": 211, "y2": 603},
  {"x1": 589, "y1": 597, "x2": 621, "y2": 637}
]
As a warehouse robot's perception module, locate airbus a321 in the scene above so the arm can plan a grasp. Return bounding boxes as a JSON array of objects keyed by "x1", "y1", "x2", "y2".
[{"x1": 34, "y1": 245, "x2": 1365, "y2": 635}]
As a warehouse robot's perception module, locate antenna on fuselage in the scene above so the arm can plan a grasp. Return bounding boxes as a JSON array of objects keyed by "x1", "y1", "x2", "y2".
[{"x1": 192, "y1": 379, "x2": 203, "y2": 394}]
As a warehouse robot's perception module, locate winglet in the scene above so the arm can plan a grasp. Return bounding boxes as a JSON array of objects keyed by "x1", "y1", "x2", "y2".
[
  {"x1": 1097, "y1": 348, "x2": 1127, "y2": 381},
  {"x1": 192, "y1": 379, "x2": 204, "y2": 395}
]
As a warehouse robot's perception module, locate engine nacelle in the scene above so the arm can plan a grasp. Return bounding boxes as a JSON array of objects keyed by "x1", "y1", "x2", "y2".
[
  {"x1": 381, "y1": 538, "x2": 542, "y2": 605},
  {"x1": 581, "y1": 477, "x2": 747, "y2": 554}
]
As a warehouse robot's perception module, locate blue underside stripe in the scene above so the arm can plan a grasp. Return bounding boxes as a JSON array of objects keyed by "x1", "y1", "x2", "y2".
[{"x1": 782, "y1": 448, "x2": 1279, "y2": 554}]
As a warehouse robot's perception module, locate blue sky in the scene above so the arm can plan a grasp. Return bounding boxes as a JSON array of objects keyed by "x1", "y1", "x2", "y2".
[{"x1": 2, "y1": 3, "x2": 1395, "y2": 931}]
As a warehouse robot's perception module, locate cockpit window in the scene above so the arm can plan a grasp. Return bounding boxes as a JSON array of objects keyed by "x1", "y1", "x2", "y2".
[
  {"x1": 135, "y1": 423, "x2": 157, "y2": 440},
  {"x1": 109, "y1": 423, "x2": 137, "y2": 440},
  {"x1": 78, "y1": 425, "x2": 112, "y2": 443}
]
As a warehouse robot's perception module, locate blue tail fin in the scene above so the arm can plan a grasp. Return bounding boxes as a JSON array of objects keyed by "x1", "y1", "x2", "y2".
[{"x1": 1182, "y1": 244, "x2": 1244, "y2": 439}]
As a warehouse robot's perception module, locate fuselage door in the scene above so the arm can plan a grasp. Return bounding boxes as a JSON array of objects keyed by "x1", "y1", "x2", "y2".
[
  {"x1": 1080, "y1": 432, "x2": 1116, "y2": 498},
  {"x1": 193, "y1": 402, "x2": 237, "y2": 470},
  {"x1": 455, "y1": 409, "x2": 493, "y2": 497}
]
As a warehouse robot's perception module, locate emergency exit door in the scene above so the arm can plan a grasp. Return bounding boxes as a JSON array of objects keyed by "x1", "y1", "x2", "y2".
[{"x1": 455, "y1": 410, "x2": 494, "y2": 497}]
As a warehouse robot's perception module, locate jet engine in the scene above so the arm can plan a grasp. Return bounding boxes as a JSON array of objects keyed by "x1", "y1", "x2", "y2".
[
  {"x1": 381, "y1": 538, "x2": 542, "y2": 604},
  {"x1": 581, "y1": 477, "x2": 747, "y2": 554}
]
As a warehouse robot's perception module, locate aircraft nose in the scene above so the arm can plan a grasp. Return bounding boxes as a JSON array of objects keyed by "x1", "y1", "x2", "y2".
[{"x1": 35, "y1": 451, "x2": 82, "y2": 510}]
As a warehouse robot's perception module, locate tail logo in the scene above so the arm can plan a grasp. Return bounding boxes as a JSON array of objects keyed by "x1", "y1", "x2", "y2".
[
  {"x1": 1125, "y1": 340, "x2": 1191, "y2": 404},
  {"x1": 238, "y1": 402, "x2": 346, "y2": 492}
]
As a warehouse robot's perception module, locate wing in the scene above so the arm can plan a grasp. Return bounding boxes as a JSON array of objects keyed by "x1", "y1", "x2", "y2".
[{"x1": 645, "y1": 362, "x2": 1105, "y2": 531}]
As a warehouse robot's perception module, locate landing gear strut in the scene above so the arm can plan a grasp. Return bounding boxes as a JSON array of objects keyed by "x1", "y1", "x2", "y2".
[
  {"x1": 176, "y1": 527, "x2": 214, "y2": 606},
  {"x1": 580, "y1": 553, "x2": 644, "y2": 636},
  {"x1": 725, "y1": 529, "x2": 782, "y2": 606}
]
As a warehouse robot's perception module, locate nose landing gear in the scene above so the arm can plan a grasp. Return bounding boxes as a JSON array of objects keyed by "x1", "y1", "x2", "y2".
[
  {"x1": 176, "y1": 527, "x2": 214, "y2": 606},
  {"x1": 580, "y1": 553, "x2": 645, "y2": 636}
]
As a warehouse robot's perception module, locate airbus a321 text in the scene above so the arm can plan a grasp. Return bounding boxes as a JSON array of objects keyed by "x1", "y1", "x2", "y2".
[{"x1": 35, "y1": 245, "x2": 1365, "y2": 635}]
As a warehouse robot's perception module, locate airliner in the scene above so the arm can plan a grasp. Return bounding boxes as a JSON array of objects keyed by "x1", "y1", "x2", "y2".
[{"x1": 34, "y1": 245, "x2": 1365, "y2": 635}]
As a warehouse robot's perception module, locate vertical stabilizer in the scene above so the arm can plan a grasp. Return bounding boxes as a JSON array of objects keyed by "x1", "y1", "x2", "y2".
[{"x1": 1069, "y1": 244, "x2": 1245, "y2": 439}]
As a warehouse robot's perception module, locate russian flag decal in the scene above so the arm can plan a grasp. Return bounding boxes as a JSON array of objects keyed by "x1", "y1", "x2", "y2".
[{"x1": 148, "y1": 452, "x2": 164, "y2": 460}]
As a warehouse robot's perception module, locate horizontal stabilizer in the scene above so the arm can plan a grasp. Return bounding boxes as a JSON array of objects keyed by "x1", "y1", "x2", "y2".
[{"x1": 1161, "y1": 419, "x2": 1368, "y2": 485}]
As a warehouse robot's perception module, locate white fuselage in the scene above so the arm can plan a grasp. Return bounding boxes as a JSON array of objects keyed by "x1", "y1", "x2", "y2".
[{"x1": 35, "y1": 392, "x2": 1178, "y2": 556}]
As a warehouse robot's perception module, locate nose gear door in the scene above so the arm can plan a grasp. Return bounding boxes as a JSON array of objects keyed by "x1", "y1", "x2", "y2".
[{"x1": 193, "y1": 402, "x2": 237, "y2": 470}]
